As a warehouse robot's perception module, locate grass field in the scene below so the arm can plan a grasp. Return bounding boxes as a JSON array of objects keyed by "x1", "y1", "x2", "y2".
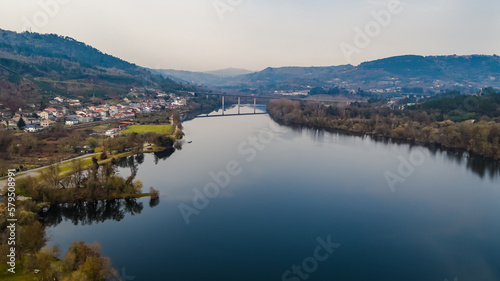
[
  {"x1": 82, "y1": 125, "x2": 108, "y2": 133},
  {"x1": 59, "y1": 158, "x2": 94, "y2": 174},
  {"x1": 122, "y1": 124, "x2": 174, "y2": 134}
]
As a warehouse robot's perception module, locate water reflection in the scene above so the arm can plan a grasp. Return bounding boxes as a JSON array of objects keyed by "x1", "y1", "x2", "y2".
[
  {"x1": 153, "y1": 148, "x2": 175, "y2": 165},
  {"x1": 116, "y1": 155, "x2": 138, "y2": 172},
  {"x1": 149, "y1": 197, "x2": 160, "y2": 208},
  {"x1": 115, "y1": 148, "x2": 175, "y2": 170},
  {"x1": 300, "y1": 126, "x2": 500, "y2": 180},
  {"x1": 42, "y1": 198, "x2": 144, "y2": 227},
  {"x1": 42, "y1": 150, "x2": 173, "y2": 227}
]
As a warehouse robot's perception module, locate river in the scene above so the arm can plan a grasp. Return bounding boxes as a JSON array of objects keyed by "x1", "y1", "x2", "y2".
[{"x1": 46, "y1": 105, "x2": 500, "y2": 281}]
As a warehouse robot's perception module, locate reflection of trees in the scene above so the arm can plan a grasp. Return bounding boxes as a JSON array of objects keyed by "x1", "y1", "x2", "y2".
[
  {"x1": 42, "y1": 198, "x2": 144, "y2": 227},
  {"x1": 116, "y1": 157, "x2": 131, "y2": 168},
  {"x1": 153, "y1": 148, "x2": 175, "y2": 165},
  {"x1": 426, "y1": 144, "x2": 500, "y2": 179},
  {"x1": 116, "y1": 155, "x2": 139, "y2": 175},
  {"x1": 368, "y1": 134, "x2": 500, "y2": 179},
  {"x1": 149, "y1": 197, "x2": 160, "y2": 208},
  {"x1": 135, "y1": 153, "x2": 145, "y2": 164},
  {"x1": 304, "y1": 127, "x2": 500, "y2": 180},
  {"x1": 115, "y1": 149, "x2": 175, "y2": 166},
  {"x1": 466, "y1": 156, "x2": 499, "y2": 179}
]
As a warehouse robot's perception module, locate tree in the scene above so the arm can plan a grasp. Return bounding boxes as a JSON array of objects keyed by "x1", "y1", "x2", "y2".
[
  {"x1": 150, "y1": 187, "x2": 159, "y2": 200},
  {"x1": 79, "y1": 256, "x2": 106, "y2": 281},
  {"x1": 64, "y1": 241, "x2": 101, "y2": 271},
  {"x1": 40, "y1": 163, "x2": 61, "y2": 189},
  {"x1": 24, "y1": 252, "x2": 57, "y2": 281},
  {"x1": 0, "y1": 129, "x2": 13, "y2": 152},
  {"x1": 0, "y1": 159, "x2": 9, "y2": 177},
  {"x1": 17, "y1": 117, "x2": 26, "y2": 129},
  {"x1": 71, "y1": 158, "x2": 84, "y2": 189},
  {"x1": 100, "y1": 150, "x2": 107, "y2": 160},
  {"x1": 87, "y1": 137, "x2": 99, "y2": 149},
  {"x1": 18, "y1": 221, "x2": 47, "y2": 255}
]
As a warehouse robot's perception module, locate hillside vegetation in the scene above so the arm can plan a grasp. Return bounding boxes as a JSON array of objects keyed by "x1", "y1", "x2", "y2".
[
  {"x1": 0, "y1": 28, "x2": 191, "y2": 109},
  {"x1": 157, "y1": 55, "x2": 500, "y2": 96}
]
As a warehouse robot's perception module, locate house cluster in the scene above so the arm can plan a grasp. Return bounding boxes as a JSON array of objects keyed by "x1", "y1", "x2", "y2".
[
  {"x1": 170, "y1": 95, "x2": 187, "y2": 108},
  {"x1": 155, "y1": 92, "x2": 188, "y2": 108},
  {"x1": 52, "y1": 96, "x2": 82, "y2": 107},
  {"x1": 0, "y1": 93, "x2": 188, "y2": 132},
  {"x1": 1, "y1": 107, "x2": 63, "y2": 132}
]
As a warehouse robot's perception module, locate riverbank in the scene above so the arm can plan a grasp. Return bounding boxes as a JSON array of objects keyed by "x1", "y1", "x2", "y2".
[
  {"x1": 0, "y1": 144, "x2": 168, "y2": 196},
  {"x1": 267, "y1": 98, "x2": 500, "y2": 160}
]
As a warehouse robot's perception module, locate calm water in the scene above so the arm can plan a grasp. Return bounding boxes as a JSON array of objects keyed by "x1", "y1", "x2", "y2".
[{"x1": 47, "y1": 106, "x2": 500, "y2": 281}]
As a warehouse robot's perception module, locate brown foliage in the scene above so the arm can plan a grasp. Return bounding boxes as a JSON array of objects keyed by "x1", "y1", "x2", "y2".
[{"x1": 268, "y1": 99, "x2": 500, "y2": 159}]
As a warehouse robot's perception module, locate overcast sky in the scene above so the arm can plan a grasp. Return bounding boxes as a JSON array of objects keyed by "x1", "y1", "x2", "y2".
[{"x1": 0, "y1": 0, "x2": 498, "y2": 71}]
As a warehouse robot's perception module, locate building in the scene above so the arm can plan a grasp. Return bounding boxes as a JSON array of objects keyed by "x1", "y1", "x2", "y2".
[
  {"x1": 65, "y1": 116, "x2": 79, "y2": 126},
  {"x1": 95, "y1": 108, "x2": 108, "y2": 118},
  {"x1": 105, "y1": 128, "x2": 120, "y2": 137},
  {"x1": 40, "y1": 111, "x2": 50, "y2": 120},
  {"x1": 25, "y1": 124, "x2": 43, "y2": 133},
  {"x1": 26, "y1": 118, "x2": 41, "y2": 125},
  {"x1": 77, "y1": 115, "x2": 94, "y2": 123},
  {"x1": 41, "y1": 119, "x2": 55, "y2": 128}
]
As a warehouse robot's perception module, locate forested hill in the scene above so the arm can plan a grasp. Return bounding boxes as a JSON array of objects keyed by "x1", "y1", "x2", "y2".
[
  {"x1": 242, "y1": 55, "x2": 500, "y2": 94},
  {"x1": 0, "y1": 28, "x2": 189, "y2": 109},
  {"x1": 0, "y1": 29, "x2": 137, "y2": 73},
  {"x1": 157, "y1": 55, "x2": 500, "y2": 96},
  {"x1": 359, "y1": 55, "x2": 500, "y2": 80}
]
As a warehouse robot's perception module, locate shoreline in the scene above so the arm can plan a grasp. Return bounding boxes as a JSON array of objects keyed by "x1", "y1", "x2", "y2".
[
  {"x1": 0, "y1": 145, "x2": 172, "y2": 195},
  {"x1": 273, "y1": 117, "x2": 500, "y2": 162}
]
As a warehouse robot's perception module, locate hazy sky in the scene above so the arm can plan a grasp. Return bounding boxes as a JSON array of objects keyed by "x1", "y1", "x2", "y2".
[{"x1": 0, "y1": 0, "x2": 498, "y2": 71}]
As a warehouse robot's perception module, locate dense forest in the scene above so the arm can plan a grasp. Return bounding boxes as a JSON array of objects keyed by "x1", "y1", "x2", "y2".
[{"x1": 267, "y1": 88, "x2": 500, "y2": 159}]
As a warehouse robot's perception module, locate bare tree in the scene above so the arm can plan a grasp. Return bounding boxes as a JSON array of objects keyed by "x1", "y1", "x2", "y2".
[{"x1": 71, "y1": 158, "x2": 84, "y2": 188}]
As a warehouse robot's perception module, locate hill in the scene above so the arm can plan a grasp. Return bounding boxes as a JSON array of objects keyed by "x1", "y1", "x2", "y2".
[
  {"x1": 150, "y1": 69, "x2": 229, "y2": 86},
  {"x1": 204, "y1": 68, "x2": 253, "y2": 77},
  {"x1": 0, "y1": 28, "x2": 190, "y2": 110},
  {"x1": 154, "y1": 55, "x2": 500, "y2": 97},
  {"x1": 151, "y1": 68, "x2": 254, "y2": 87}
]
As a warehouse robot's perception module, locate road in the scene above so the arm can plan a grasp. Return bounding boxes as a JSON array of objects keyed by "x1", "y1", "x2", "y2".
[{"x1": 0, "y1": 153, "x2": 100, "y2": 194}]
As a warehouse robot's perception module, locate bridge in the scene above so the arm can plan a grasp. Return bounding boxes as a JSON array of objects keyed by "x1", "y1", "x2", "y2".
[
  {"x1": 195, "y1": 96, "x2": 268, "y2": 118},
  {"x1": 194, "y1": 93, "x2": 276, "y2": 116},
  {"x1": 191, "y1": 92, "x2": 356, "y2": 117}
]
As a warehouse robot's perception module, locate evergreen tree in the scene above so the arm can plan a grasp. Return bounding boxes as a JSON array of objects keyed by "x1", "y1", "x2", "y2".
[{"x1": 17, "y1": 117, "x2": 26, "y2": 129}]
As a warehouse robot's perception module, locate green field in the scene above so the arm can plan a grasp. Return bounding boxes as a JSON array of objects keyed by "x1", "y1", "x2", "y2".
[{"x1": 122, "y1": 124, "x2": 174, "y2": 134}]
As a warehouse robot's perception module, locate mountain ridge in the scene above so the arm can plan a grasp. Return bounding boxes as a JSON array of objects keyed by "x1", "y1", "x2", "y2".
[{"x1": 155, "y1": 54, "x2": 500, "y2": 96}]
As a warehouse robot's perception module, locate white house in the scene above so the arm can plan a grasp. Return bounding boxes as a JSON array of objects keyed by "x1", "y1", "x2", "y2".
[
  {"x1": 25, "y1": 124, "x2": 43, "y2": 133},
  {"x1": 105, "y1": 128, "x2": 120, "y2": 137},
  {"x1": 65, "y1": 116, "x2": 79, "y2": 126}
]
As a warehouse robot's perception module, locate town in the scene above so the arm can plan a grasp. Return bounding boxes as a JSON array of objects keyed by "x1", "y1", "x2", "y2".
[{"x1": 0, "y1": 87, "x2": 188, "y2": 133}]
